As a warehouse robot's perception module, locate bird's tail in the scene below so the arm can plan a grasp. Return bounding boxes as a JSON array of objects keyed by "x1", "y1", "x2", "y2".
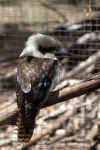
[{"x1": 17, "y1": 111, "x2": 36, "y2": 148}]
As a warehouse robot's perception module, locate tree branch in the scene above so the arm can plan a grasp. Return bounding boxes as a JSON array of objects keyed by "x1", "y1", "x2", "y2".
[
  {"x1": 43, "y1": 73, "x2": 100, "y2": 107},
  {"x1": 0, "y1": 73, "x2": 100, "y2": 126}
]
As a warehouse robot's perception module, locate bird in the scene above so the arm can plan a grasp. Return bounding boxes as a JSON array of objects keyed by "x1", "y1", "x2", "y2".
[{"x1": 15, "y1": 33, "x2": 72, "y2": 148}]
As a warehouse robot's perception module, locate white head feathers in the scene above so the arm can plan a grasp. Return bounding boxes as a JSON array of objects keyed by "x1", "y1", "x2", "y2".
[{"x1": 20, "y1": 33, "x2": 61, "y2": 59}]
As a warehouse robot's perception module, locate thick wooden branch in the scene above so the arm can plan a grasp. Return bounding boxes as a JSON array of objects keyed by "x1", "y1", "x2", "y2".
[
  {"x1": 0, "y1": 73, "x2": 100, "y2": 126},
  {"x1": 43, "y1": 73, "x2": 100, "y2": 107}
]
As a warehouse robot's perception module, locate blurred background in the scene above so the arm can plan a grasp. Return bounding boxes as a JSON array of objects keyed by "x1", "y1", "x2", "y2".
[{"x1": 0, "y1": 0, "x2": 100, "y2": 150}]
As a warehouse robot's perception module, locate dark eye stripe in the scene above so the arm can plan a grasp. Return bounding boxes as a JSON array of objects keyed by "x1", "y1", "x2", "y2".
[{"x1": 39, "y1": 45, "x2": 57, "y2": 53}]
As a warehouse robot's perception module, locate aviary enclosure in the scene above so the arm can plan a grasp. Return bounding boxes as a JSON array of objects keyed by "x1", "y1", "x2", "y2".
[{"x1": 0, "y1": 0, "x2": 100, "y2": 150}]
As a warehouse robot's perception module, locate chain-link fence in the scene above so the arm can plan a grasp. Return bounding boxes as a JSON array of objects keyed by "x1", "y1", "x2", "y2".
[{"x1": 0, "y1": 1, "x2": 100, "y2": 150}]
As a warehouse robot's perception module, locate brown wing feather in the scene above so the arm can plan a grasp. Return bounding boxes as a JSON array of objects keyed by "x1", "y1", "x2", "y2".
[
  {"x1": 16, "y1": 56, "x2": 58, "y2": 146},
  {"x1": 17, "y1": 57, "x2": 54, "y2": 86}
]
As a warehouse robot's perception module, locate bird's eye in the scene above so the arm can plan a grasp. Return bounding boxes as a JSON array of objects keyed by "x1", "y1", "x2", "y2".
[{"x1": 39, "y1": 45, "x2": 56, "y2": 54}]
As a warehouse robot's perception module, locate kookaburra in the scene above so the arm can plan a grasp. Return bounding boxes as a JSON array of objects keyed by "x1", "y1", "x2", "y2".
[{"x1": 15, "y1": 33, "x2": 72, "y2": 147}]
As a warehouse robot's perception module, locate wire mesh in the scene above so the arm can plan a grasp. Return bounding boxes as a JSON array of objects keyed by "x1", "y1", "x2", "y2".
[{"x1": 0, "y1": 0, "x2": 100, "y2": 150}]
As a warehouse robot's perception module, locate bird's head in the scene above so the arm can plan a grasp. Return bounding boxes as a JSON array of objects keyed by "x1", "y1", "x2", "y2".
[{"x1": 20, "y1": 33, "x2": 72, "y2": 59}]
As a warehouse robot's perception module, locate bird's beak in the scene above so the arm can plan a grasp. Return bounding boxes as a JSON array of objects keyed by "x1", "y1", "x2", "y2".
[{"x1": 53, "y1": 49, "x2": 73, "y2": 57}]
